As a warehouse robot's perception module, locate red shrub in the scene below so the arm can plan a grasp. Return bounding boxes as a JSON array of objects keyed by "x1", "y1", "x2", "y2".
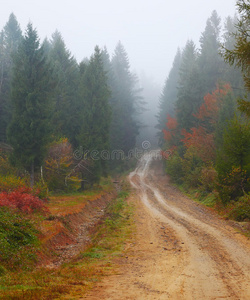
[{"x1": 0, "y1": 187, "x2": 48, "y2": 213}]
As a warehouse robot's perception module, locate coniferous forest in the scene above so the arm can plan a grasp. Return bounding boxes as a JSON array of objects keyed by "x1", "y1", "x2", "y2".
[
  {"x1": 0, "y1": 2, "x2": 249, "y2": 204},
  {"x1": 157, "y1": 3, "x2": 250, "y2": 215},
  {"x1": 0, "y1": 14, "x2": 143, "y2": 192},
  {"x1": 0, "y1": 1, "x2": 249, "y2": 292},
  {"x1": 0, "y1": 2, "x2": 248, "y2": 208}
]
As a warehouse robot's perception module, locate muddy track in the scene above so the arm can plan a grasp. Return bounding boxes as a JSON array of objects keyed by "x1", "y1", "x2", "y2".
[{"x1": 84, "y1": 152, "x2": 250, "y2": 300}]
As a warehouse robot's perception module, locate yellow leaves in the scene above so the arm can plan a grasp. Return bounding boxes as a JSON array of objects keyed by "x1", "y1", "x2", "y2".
[{"x1": 45, "y1": 138, "x2": 73, "y2": 174}]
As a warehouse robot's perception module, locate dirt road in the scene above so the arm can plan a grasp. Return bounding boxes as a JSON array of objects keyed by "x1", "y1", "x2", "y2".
[{"x1": 84, "y1": 152, "x2": 250, "y2": 299}]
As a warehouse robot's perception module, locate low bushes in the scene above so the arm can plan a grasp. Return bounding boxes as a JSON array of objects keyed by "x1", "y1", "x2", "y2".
[
  {"x1": 165, "y1": 151, "x2": 250, "y2": 223},
  {"x1": 0, "y1": 187, "x2": 48, "y2": 214},
  {"x1": 226, "y1": 194, "x2": 250, "y2": 222},
  {"x1": 0, "y1": 187, "x2": 47, "y2": 213},
  {"x1": 0, "y1": 208, "x2": 40, "y2": 270},
  {"x1": 0, "y1": 174, "x2": 27, "y2": 193}
]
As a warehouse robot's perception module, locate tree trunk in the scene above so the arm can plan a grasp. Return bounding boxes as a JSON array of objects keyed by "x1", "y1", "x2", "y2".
[
  {"x1": 41, "y1": 166, "x2": 44, "y2": 183},
  {"x1": 30, "y1": 161, "x2": 34, "y2": 188},
  {"x1": 80, "y1": 171, "x2": 85, "y2": 191}
]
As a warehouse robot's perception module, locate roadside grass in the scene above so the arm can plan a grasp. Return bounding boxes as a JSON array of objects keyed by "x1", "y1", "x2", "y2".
[
  {"x1": 48, "y1": 176, "x2": 114, "y2": 198},
  {"x1": 0, "y1": 208, "x2": 42, "y2": 273},
  {"x1": 0, "y1": 184, "x2": 134, "y2": 299},
  {"x1": 178, "y1": 186, "x2": 216, "y2": 208},
  {"x1": 172, "y1": 182, "x2": 250, "y2": 236},
  {"x1": 47, "y1": 177, "x2": 114, "y2": 217}
]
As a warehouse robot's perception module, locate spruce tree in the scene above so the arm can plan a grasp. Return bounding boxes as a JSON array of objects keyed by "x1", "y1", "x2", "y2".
[
  {"x1": 176, "y1": 40, "x2": 203, "y2": 131},
  {"x1": 198, "y1": 10, "x2": 223, "y2": 94},
  {"x1": 137, "y1": 73, "x2": 160, "y2": 147},
  {"x1": 222, "y1": 0, "x2": 250, "y2": 115},
  {"x1": 77, "y1": 46, "x2": 111, "y2": 186},
  {"x1": 101, "y1": 46, "x2": 114, "y2": 89},
  {"x1": 156, "y1": 48, "x2": 181, "y2": 144},
  {"x1": 222, "y1": 15, "x2": 245, "y2": 94},
  {"x1": 48, "y1": 31, "x2": 80, "y2": 146},
  {"x1": 0, "y1": 13, "x2": 22, "y2": 142},
  {"x1": 110, "y1": 41, "x2": 141, "y2": 155},
  {"x1": 8, "y1": 23, "x2": 53, "y2": 186},
  {"x1": 216, "y1": 115, "x2": 250, "y2": 201}
]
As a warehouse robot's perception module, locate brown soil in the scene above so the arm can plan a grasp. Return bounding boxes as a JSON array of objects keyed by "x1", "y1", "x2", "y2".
[
  {"x1": 83, "y1": 152, "x2": 250, "y2": 300},
  {"x1": 39, "y1": 192, "x2": 115, "y2": 268}
]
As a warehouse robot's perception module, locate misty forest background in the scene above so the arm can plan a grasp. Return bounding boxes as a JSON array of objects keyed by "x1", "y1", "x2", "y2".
[{"x1": 0, "y1": 1, "x2": 249, "y2": 217}]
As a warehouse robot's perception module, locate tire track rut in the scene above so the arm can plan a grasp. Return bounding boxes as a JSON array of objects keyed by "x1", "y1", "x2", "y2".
[
  {"x1": 84, "y1": 152, "x2": 250, "y2": 300},
  {"x1": 130, "y1": 152, "x2": 250, "y2": 299}
]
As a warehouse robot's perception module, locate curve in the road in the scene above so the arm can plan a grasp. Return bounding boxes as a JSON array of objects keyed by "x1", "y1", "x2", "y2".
[{"x1": 129, "y1": 152, "x2": 250, "y2": 299}]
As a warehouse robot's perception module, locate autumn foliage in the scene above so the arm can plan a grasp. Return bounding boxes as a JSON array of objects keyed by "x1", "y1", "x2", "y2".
[
  {"x1": 162, "y1": 85, "x2": 232, "y2": 164},
  {"x1": 194, "y1": 84, "x2": 231, "y2": 124},
  {"x1": 0, "y1": 187, "x2": 47, "y2": 213},
  {"x1": 44, "y1": 138, "x2": 75, "y2": 191},
  {"x1": 181, "y1": 127, "x2": 215, "y2": 162},
  {"x1": 162, "y1": 84, "x2": 248, "y2": 195},
  {"x1": 162, "y1": 114, "x2": 178, "y2": 141},
  {"x1": 45, "y1": 138, "x2": 73, "y2": 172}
]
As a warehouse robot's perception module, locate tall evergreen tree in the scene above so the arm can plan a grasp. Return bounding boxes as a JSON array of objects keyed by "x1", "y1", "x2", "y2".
[
  {"x1": 215, "y1": 90, "x2": 237, "y2": 151},
  {"x1": 198, "y1": 10, "x2": 223, "y2": 94},
  {"x1": 0, "y1": 13, "x2": 22, "y2": 142},
  {"x1": 222, "y1": 0, "x2": 250, "y2": 115},
  {"x1": 77, "y1": 46, "x2": 111, "y2": 185},
  {"x1": 48, "y1": 31, "x2": 80, "y2": 146},
  {"x1": 216, "y1": 115, "x2": 250, "y2": 201},
  {"x1": 137, "y1": 73, "x2": 160, "y2": 147},
  {"x1": 176, "y1": 40, "x2": 203, "y2": 131},
  {"x1": 110, "y1": 41, "x2": 141, "y2": 155},
  {"x1": 101, "y1": 46, "x2": 114, "y2": 89},
  {"x1": 156, "y1": 48, "x2": 181, "y2": 144},
  {"x1": 8, "y1": 23, "x2": 53, "y2": 186},
  {"x1": 222, "y1": 15, "x2": 245, "y2": 94}
]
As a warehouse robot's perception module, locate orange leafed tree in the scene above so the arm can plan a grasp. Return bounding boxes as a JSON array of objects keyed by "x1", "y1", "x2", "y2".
[
  {"x1": 163, "y1": 84, "x2": 231, "y2": 163},
  {"x1": 180, "y1": 84, "x2": 232, "y2": 162},
  {"x1": 166, "y1": 114, "x2": 178, "y2": 130},
  {"x1": 163, "y1": 114, "x2": 178, "y2": 141},
  {"x1": 194, "y1": 84, "x2": 232, "y2": 125},
  {"x1": 162, "y1": 115, "x2": 179, "y2": 159},
  {"x1": 181, "y1": 127, "x2": 215, "y2": 162}
]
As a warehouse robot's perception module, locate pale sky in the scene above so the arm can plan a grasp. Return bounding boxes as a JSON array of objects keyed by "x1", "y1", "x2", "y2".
[{"x1": 0, "y1": 0, "x2": 237, "y2": 86}]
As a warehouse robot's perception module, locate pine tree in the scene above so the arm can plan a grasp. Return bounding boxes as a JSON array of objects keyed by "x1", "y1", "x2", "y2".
[
  {"x1": 221, "y1": 15, "x2": 245, "y2": 94},
  {"x1": 215, "y1": 89, "x2": 237, "y2": 150},
  {"x1": 216, "y1": 115, "x2": 250, "y2": 201},
  {"x1": 198, "y1": 10, "x2": 223, "y2": 94},
  {"x1": 221, "y1": 0, "x2": 250, "y2": 115},
  {"x1": 156, "y1": 48, "x2": 181, "y2": 144},
  {"x1": 48, "y1": 31, "x2": 80, "y2": 146},
  {"x1": 176, "y1": 40, "x2": 203, "y2": 131},
  {"x1": 137, "y1": 73, "x2": 160, "y2": 147},
  {"x1": 0, "y1": 13, "x2": 22, "y2": 142},
  {"x1": 101, "y1": 46, "x2": 114, "y2": 89},
  {"x1": 77, "y1": 46, "x2": 111, "y2": 186},
  {"x1": 110, "y1": 41, "x2": 141, "y2": 155},
  {"x1": 8, "y1": 23, "x2": 53, "y2": 186}
]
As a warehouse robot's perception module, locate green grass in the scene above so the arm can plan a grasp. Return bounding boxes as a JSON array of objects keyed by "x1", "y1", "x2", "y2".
[
  {"x1": 0, "y1": 185, "x2": 134, "y2": 299},
  {"x1": 200, "y1": 193, "x2": 216, "y2": 207},
  {"x1": 171, "y1": 179, "x2": 250, "y2": 238},
  {"x1": 0, "y1": 208, "x2": 40, "y2": 272},
  {"x1": 48, "y1": 176, "x2": 114, "y2": 197}
]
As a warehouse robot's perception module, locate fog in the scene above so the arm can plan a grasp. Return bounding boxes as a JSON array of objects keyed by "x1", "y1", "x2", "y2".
[{"x1": 1, "y1": 0, "x2": 237, "y2": 86}]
